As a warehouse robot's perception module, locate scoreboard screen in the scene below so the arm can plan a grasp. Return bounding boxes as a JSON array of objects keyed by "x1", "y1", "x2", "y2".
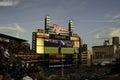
[{"x1": 44, "y1": 39, "x2": 74, "y2": 54}]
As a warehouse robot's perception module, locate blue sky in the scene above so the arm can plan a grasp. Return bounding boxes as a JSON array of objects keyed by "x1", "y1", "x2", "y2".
[{"x1": 0, "y1": 0, "x2": 120, "y2": 49}]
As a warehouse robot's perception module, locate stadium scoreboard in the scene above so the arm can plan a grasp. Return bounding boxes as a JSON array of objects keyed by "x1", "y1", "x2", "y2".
[{"x1": 32, "y1": 16, "x2": 81, "y2": 67}]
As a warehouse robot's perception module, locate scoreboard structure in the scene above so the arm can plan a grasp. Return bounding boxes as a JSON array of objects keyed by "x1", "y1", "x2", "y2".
[
  {"x1": 32, "y1": 16, "x2": 81, "y2": 67},
  {"x1": 32, "y1": 32, "x2": 80, "y2": 54}
]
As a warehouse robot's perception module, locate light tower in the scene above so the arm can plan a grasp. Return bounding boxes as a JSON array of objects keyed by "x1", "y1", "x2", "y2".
[
  {"x1": 68, "y1": 19, "x2": 74, "y2": 36},
  {"x1": 45, "y1": 15, "x2": 50, "y2": 33}
]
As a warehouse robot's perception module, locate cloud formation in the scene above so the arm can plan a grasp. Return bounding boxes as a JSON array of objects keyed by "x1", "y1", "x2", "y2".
[
  {"x1": 79, "y1": 19, "x2": 120, "y2": 23},
  {"x1": 0, "y1": 24, "x2": 25, "y2": 37},
  {"x1": 0, "y1": 24, "x2": 25, "y2": 32},
  {"x1": 95, "y1": 13, "x2": 120, "y2": 39},
  {"x1": 111, "y1": 14, "x2": 120, "y2": 20},
  {"x1": 0, "y1": 0, "x2": 19, "y2": 6},
  {"x1": 95, "y1": 28, "x2": 120, "y2": 39},
  {"x1": 105, "y1": 13, "x2": 120, "y2": 20}
]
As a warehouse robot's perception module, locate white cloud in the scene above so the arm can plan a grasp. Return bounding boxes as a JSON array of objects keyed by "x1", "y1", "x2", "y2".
[
  {"x1": 0, "y1": 24, "x2": 25, "y2": 32},
  {"x1": 104, "y1": 13, "x2": 120, "y2": 20},
  {"x1": 0, "y1": 0, "x2": 19, "y2": 6},
  {"x1": 79, "y1": 19, "x2": 120, "y2": 23},
  {"x1": 111, "y1": 14, "x2": 120, "y2": 20},
  {"x1": 14, "y1": 24, "x2": 25, "y2": 32},
  {"x1": 95, "y1": 28, "x2": 120, "y2": 39},
  {"x1": 0, "y1": 24, "x2": 25, "y2": 38},
  {"x1": 110, "y1": 28, "x2": 120, "y2": 37}
]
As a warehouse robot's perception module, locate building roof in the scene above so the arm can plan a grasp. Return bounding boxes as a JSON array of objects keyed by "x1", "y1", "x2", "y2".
[{"x1": 0, "y1": 33, "x2": 27, "y2": 42}]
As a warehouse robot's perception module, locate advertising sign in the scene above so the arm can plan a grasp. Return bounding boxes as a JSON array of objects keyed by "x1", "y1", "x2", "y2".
[
  {"x1": 49, "y1": 34, "x2": 70, "y2": 40},
  {"x1": 49, "y1": 24, "x2": 69, "y2": 34}
]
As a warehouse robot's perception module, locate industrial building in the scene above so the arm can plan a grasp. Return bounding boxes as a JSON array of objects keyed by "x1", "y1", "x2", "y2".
[{"x1": 92, "y1": 37, "x2": 120, "y2": 65}]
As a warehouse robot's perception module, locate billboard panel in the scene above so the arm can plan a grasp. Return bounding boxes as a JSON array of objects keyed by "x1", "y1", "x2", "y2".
[
  {"x1": 49, "y1": 24, "x2": 69, "y2": 34},
  {"x1": 49, "y1": 34, "x2": 70, "y2": 40}
]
